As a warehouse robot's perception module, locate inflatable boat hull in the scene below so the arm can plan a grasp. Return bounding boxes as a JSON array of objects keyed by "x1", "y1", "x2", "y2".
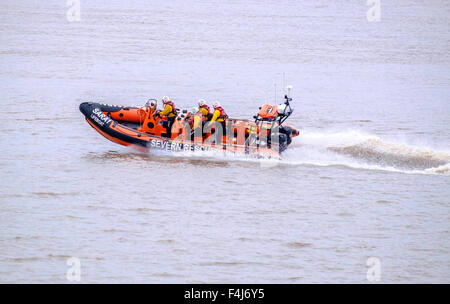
[{"x1": 79, "y1": 102, "x2": 284, "y2": 158}]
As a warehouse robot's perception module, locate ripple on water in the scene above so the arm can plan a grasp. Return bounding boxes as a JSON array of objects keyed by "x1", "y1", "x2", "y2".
[
  {"x1": 151, "y1": 272, "x2": 186, "y2": 278},
  {"x1": 286, "y1": 242, "x2": 312, "y2": 249},
  {"x1": 337, "y1": 212, "x2": 354, "y2": 217},
  {"x1": 126, "y1": 207, "x2": 169, "y2": 213},
  {"x1": 199, "y1": 261, "x2": 266, "y2": 266},
  {"x1": 156, "y1": 239, "x2": 175, "y2": 244},
  {"x1": 32, "y1": 192, "x2": 80, "y2": 198}
]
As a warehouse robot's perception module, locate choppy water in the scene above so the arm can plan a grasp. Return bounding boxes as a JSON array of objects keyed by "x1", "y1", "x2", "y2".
[{"x1": 1, "y1": 0, "x2": 449, "y2": 283}]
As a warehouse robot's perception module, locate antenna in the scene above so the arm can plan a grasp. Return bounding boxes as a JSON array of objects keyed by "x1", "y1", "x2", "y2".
[
  {"x1": 286, "y1": 85, "x2": 293, "y2": 98},
  {"x1": 285, "y1": 85, "x2": 293, "y2": 105},
  {"x1": 274, "y1": 83, "x2": 277, "y2": 104}
]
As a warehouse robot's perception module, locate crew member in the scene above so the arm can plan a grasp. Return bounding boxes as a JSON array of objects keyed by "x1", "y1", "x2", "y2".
[
  {"x1": 210, "y1": 101, "x2": 228, "y2": 145},
  {"x1": 192, "y1": 108, "x2": 204, "y2": 130},
  {"x1": 189, "y1": 107, "x2": 205, "y2": 142},
  {"x1": 198, "y1": 99, "x2": 211, "y2": 120},
  {"x1": 158, "y1": 96, "x2": 177, "y2": 136},
  {"x1": 187, "y1": 107, "x2": 199, "y2": 129}
]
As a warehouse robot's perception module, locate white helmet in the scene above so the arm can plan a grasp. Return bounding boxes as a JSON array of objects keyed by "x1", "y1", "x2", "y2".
[
  {"x1": 198, "y1": 99, "x2": 206, "y2": 107},
  {"x1": 213, "y1": 101, "x2": 221, "y2": 108},
  {"x1": 191, "y1": 106, "x2": 199, "y2": 114},
  {"x1": 162, "y1": 96, "x2": 170, "y2": 103}
]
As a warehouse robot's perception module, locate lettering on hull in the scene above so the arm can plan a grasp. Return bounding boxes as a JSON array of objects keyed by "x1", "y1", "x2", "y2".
[
  {"x1": 90, "y1": 108, "x2": 112, "y2": 126},
  {"x1": 149, "y1": 139, "x2": 211, "y2": 152}
]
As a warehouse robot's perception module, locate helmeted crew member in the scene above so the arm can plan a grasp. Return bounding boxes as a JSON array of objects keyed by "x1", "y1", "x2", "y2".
[
  {"x1": 210, "y1": 101, "x2": 228, "y2": 145},
  {"x1": 192, "y1": 107, "x2": 205, "y2": 131},
  {"x1": 158, "y1": 96, "x2": 177, "y2": 137},
  {"x1": 198, "y1": 99, "x2": 211, "y2": 120},
  {"x1": 189, "y1": 106, "x2": 205, "y2": 142},
  {"x1": 159, "y1": 96, "x2": 177, "y2": 118},
  {"x1": 187, "y1": 106, "x2": 199, "y2": 129},
  {"x1": 211, "y1": 101, "x2": 228, "y2": 123}
]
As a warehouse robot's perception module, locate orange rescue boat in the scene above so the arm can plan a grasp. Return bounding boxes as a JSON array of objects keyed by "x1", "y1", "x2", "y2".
[{"x1": 79, "y1": 91, "x2": 299, "y2": 158}]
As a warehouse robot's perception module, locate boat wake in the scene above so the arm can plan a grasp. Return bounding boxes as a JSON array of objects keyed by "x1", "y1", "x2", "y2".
[
  {"x1": 281, "y1": 130, "x2": 450, "y2": 175},
  {"x1": 121, "y1": 129, "x2": 449, "y2": 175}
]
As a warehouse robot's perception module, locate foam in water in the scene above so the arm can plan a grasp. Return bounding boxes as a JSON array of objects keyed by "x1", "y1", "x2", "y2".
[
  {"x1": 131, "y1": 129, "x2": 449, "y2": 175},
  {"x1": 282, "y1": 130, "x2": 450, "y2": 175}
]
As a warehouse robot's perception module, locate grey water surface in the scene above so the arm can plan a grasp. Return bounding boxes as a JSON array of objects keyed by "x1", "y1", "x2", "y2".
[{"x1": 0, "y1": 0, "x2": 449, "y2": 283}]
